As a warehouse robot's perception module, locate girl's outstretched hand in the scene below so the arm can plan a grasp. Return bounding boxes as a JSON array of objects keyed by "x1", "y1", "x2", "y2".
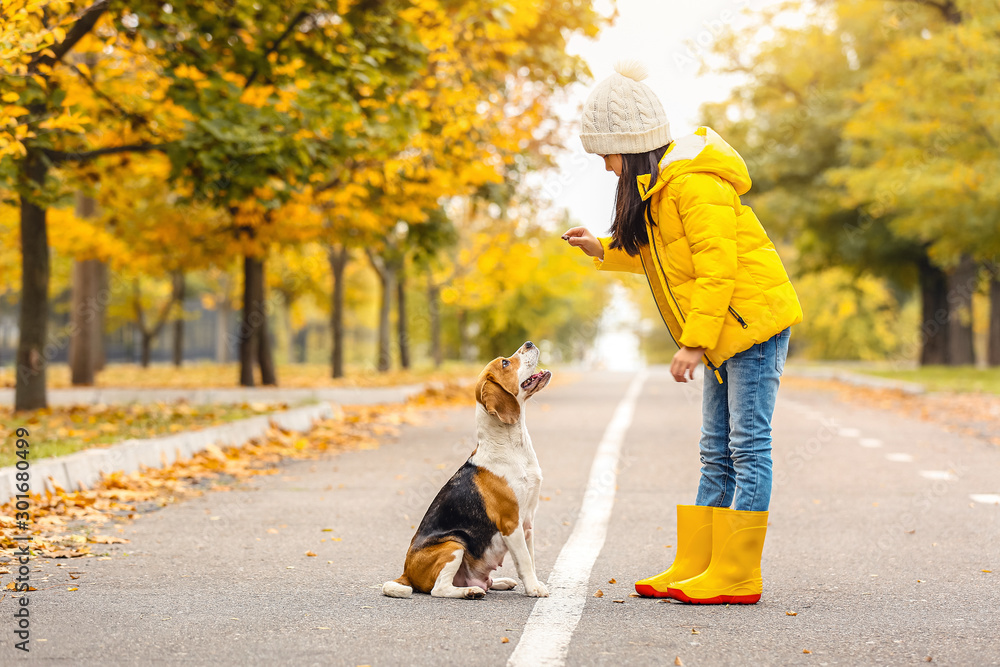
[
  {"x1": 562, "y1": 227, "x2": 604, "y2": 260},
  {"x1": 671, "y1": 346, "x2": 706, "y2": 383}
]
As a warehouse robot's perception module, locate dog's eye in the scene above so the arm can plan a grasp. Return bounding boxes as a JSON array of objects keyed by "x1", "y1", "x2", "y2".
[{"x1": 502, "y1": 359, "x2": 509, "y2": 368}]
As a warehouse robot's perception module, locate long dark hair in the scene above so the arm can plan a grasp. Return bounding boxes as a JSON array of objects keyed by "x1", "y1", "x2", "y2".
[{"x1": 609, "y1": 144, "x2": 671, "y2": 256}]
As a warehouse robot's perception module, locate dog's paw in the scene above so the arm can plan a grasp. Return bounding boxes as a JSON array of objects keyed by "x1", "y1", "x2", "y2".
[
  {"x1": 463, "y1": 586, "x2": 487, "y2": 600},
  {"x1": 490, "y1": 577, "x2": 518, "y2": 591},
  {"x1": 524, "y1": 582, "x2": 549, "y2": 598}
]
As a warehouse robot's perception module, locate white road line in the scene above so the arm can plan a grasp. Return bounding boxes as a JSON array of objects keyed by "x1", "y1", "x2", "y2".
[
  {"x1": 885, "y1": 453, "x2": 914, "y2": 463},
  {"x1": 919, "y1": 470, "x2": 957, "y2": 481},
  {"x1": 859, "y1": 438, "x2": 883, "y2": 448},
  {"x1": 508, "y1": 370, "x2": 648, "y2": 667},
  {"x1": 971, "y1": 494, "x2": 1000, "y2": 505}
]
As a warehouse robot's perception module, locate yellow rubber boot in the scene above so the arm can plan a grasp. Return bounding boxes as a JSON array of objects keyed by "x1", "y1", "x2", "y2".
[
  {"x1": 634, "y1": 505, "x2": 714, "y2": 598},
  {"x1": 667, "y1": 507, "x2": 768, "y2": 604}
]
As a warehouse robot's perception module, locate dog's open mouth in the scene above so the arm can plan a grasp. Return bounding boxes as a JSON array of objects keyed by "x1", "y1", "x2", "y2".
[{"x1": 521, "y1": 370, "x2": 551, "y2": 390}]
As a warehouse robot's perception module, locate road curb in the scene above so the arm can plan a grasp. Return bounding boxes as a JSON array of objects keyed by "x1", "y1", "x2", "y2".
[
  {"x1": 786, "y1": 366, "x2": 925, "y2": 395},
  {"x1": 0, "y1": 402, "x2": 336, "y2": 504}
]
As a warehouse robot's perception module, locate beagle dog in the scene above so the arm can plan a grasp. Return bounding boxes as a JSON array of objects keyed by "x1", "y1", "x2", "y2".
[{"x1": 382, "y1": 341, "x2": 552, "y2": 599}]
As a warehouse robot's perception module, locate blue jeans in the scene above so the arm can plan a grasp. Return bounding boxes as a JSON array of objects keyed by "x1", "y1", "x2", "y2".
[{"x1": 694, "y1": 329, "x2": 790, "y2": 512}]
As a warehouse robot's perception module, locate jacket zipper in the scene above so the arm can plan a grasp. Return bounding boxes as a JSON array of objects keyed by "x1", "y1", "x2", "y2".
[
  {"x1": 646, "y1": 233, "x2": 724, "y2": 383},
  {"x1": 728, "y1": 306, "x2": 748, "y2": 329},
  {"x1": 650, "y1": 237, "x2": 686, "y2": 323},
  {"x1": 638, "y1": 251, "x2": 681, "y2": 350}
]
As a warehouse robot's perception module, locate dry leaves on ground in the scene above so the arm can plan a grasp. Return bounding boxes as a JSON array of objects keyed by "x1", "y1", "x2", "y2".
[
  {"x1": 0, "y1": 384, "x2": 473, "y2": 567},
  {"x1": 784, "y1": 377, "x2": 1000, "y2": 446}
]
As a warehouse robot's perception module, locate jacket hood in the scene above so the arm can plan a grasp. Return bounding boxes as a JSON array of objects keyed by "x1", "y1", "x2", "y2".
[{"x1": 636, "y1": 126, "x2": 752, "y2": 201}]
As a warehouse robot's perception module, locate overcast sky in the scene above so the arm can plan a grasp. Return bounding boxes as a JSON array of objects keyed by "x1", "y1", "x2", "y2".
[{"x1": 545, "y1": 0, "x2": 782, "y2": 233}]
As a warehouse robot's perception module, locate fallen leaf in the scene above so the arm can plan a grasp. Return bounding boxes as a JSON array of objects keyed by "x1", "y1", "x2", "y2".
[
  {"x1": 924, "y1": 657, "x2": 933, "y2": 662},
  {"x1": 267, "y1": 528, "x2": 279, "y2": 534},
  {"x1": 691, "y1": 629, "x2": 699, "y2": 634},
  {"x1": 982, "y1": 570, "x2": 992, "y2": 573},
  {"x1": 501, "y1": 637, "x2": 509, "y2": 644},
  {"x1": 88, "y1": 535, "x2": 130, "y2": 544},
  {"x1": 803, "y1": 649, "x2": 812, "y2": 654},
  {"x1": 594, "y1": 589, "x2": 604, "y2": 598},
  {"x1": 67, "y1": 587, "x2": 78, "y2": 591},
  {"x1": 608, "y1": 578, "x2": 617, "y2": 584},
  {"x1": 786, "y1": 611, "x2": 798, "y2": 616},
  {"x1": 305, "y1": 551, "x2": 317, "y2": 557},
  {"x1": 322, "y1": 528, "x2": 334, "y2": 532},
  {"x1": 613, "y1": 599, "x2": 624, "y2": 604},
  {"x1": 675, "y1": 658, "x2": 684, "y2": 666},
  {"x1": 69, "y1": 574, "x2": 80, "y2": 580},
  {"x1": 629, "y1": 593, "x2": 641, "y2": 598},
  {"x1": 6, "y1": 582, "x2": 36, "y2": 591}
]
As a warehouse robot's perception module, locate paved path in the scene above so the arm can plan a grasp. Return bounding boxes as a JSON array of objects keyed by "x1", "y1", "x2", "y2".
[
  {"x1": 3, "y1": 369, "x2": 998, "y2": 666},
  {"x1": 0, "y1": 384, "x2": 425, "y2": 407}
]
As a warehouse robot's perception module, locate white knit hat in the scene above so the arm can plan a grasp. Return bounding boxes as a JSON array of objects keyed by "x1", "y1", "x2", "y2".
[{"x1": 580, "y1": 60, "x2": 672, "y2": 155}]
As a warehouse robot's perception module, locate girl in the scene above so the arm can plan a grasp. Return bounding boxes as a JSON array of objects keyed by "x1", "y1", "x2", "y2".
[{"x1": 563, "y1": 61, "x2": 802, "y2": 604}]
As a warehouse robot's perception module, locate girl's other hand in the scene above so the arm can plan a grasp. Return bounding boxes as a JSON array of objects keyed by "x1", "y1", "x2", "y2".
[
  {"x1": 671, "y1": 346, "x2": 706, "y2": 382},
  {"x1": 562, "y1": 227, "x2": 604, "y2": 260}
]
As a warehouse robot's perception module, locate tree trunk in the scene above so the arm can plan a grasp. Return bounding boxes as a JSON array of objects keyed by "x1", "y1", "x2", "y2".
[
  {"x1": 295, "y1": 326, "x2": 309, "y2": 363},
  {"x1": 171, "y1": 270, "x2": 185, "y2": 367},
  {"x1": 140, "y1": 331, "x2": 152, "y2": 368},
  {"x1": 69, "y1": 192, "x2": 104, "y2": 385},
  {"x1": 94, "y1": 260, "x2": 107, "y2": 371},
  {"x1": 257, "y1": 314, "x2": 276, "y2": 385},
  {"x1": 239, "y1": 255, "x2": 261, "y2": 386},
  {"x1": 258, "y1": 265, "x2": 277, "y2": 386},
  {"x1": 215, "y1": 300, "x2": 230, "y2": 363},
  {"x1": 375, "y1": 267, "x2": 395, "y2": 372},
  {"x1": 946, "y1": 255, "x2": 977, "y2": 366},
  {"x1": 988, "y1": 270, "x2": 1000, "y2": 367},
  {"x1": 283, "y1": 293, "x2": 295, "y2": 366},
  {"x1": 397, "y1": 262, "x2": 410, "y2": 370},
  {"x1": 918, "y1": 256, "x2": 950, "y2": 365},
  {"x1": 427, "y1": 273, "x2": 443, "y2": 368},
  {"x1": 132, "y1": 279, "x2": 175, "y2": 370},
  {"x1": 70, "y1": 258, "x2": 101, "y2": 386},
  {"x1": 14, "y1": 152, "x2": 50, "y2": 411},
  {"x1": 367, "y1": 249, "x2": 396, "y2": 373},
  {"x1": 329, "y1": 245, "x2": 349, "y2": 378}
]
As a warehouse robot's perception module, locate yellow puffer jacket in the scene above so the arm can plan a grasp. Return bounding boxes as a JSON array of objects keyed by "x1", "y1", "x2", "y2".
[{"x1": 595, "y1": 126, "x2": 802, "y2": 380}]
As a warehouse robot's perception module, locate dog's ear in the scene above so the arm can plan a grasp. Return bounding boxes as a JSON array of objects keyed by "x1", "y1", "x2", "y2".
[{"x1": 477, "y1": 375, "x2": 520, "y2": 425}]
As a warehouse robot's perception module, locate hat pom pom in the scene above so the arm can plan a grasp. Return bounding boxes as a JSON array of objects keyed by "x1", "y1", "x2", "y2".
[{"x1": 614, "y1": 59, "x2": 648, "y2": 82}]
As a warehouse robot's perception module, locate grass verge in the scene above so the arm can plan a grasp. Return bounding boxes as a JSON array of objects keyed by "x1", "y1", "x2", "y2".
[
  {"x1": 855, "y1": 366, "x2": 1000, "y2": 394},
  {"x1": 0, "y1": 401, "x2": 290, "y2": 467},
  {"x1": 1, "y1": 361, "x2": 483, "y2": 390}
]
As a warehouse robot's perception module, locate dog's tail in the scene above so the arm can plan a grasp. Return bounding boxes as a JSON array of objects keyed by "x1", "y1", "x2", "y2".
[{"x1": 382, "y1": 575, "x2": 413, "y2": 598}]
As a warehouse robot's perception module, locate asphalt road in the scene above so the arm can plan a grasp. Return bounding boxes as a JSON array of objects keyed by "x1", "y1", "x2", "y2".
[{"x1": 3, "y1": 368, "x2": 998, "y2": 666}]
